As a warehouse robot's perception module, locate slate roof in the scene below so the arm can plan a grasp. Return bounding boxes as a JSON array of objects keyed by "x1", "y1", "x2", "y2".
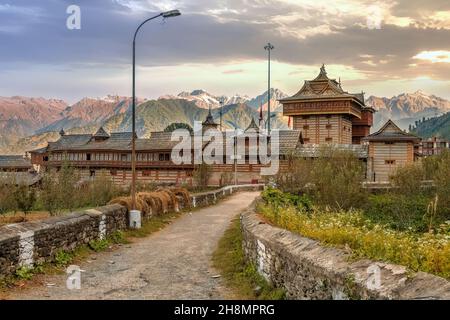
[
  {"x1": 245, "y1": 118, "x2": 260, "y2": 133},
  {"x1": 137, "y1": 131, "x2": 206, "y2": 151},
  {"x1": 279, "y1": 65, "x2": 365, "y2": 106},
  {"x1": 362, "y1": 120, "x2": 421, "y2": 143},
  {"x1": 295, "y1": 144, "x2": 368, "y2": 158},
  {"x1": 0, "y1": 155, "x2": 32, "y2": 169},
  {"x1": 93, "y1": 127, "x2": 110, "y2": 139}
]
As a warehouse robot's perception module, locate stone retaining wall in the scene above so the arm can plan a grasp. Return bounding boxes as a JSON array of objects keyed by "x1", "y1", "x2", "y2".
[
  {"x1": 241, "y1": 200, "x2": 450, "y2": 300},
  {"x1": 191, "y1": 184, "x2": 264, "y2": 208},
  {"x1": 0, "y1": 184, "x2": 263, "y2": 278},
  {"x1": 0, "y1": 204, "x2": 127, "y2": 277}
]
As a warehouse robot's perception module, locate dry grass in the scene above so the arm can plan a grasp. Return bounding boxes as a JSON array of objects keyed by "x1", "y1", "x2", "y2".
[
  {"x1": 109, "y1": 187, "x2": 190, "y2": 217},
  {"x1": 0, "y1": 212, "x2": 51, "y2": 227}
]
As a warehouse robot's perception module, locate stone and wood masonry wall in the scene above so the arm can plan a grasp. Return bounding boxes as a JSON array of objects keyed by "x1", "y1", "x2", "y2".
[
  {"x1": 0, "y1": 184, "x2": 263, "y2": 278},
  {"x1": 241, "y1": 199, "x2": 450, "y2": 300}
]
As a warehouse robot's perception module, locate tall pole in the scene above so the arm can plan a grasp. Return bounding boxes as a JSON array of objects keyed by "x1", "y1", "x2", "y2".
[
  {"x1": 131, "y1": 11, "x2": 180, "y2": 210},
  {"x1": 234, "y1": 131, "x2": 237, "y2": 186},
  {"x1": 264, "y1": 43, "x2": 274, "y2": 135},
  {"x1": 219, "y1": 99, "x2": 224, "y2": 131}
]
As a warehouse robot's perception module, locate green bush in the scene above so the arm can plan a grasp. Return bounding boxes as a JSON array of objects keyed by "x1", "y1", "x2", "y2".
[
  {"x1": 88, "y1": 238, "x2": 110, "y2": 252},
  {"x1": 390, "y1": 163, "x2": 426, "y2": 196},
  {"x1": 0, "y1": 181, "x2": 17, "y2": 214},
  {"x1": 54, "y1": 250, "x2": 73, "y2": 267},
  {"x1": 262, "y1": 187, "x2": 312, "y2": 212},
  {"x1": 309, "y1": 146, "x2": 367, "y2": 210},
  {"x1": 363, "y1": 194, "x2": 432, "y2": 232}
]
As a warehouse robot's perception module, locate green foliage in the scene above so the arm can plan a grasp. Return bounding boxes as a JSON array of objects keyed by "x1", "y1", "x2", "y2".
[
  {"x1": 363, "y1": 194, "x2": 432, "y2": 232},
  {"x1": 40, "y1": 169, "x2": 66, "y2": 216},
  {"x1": 88, "y1": 238, "x2": 110, "y2": 252},
  {"x1": 433, "y1": 150, "x2": 450, "y2": 216},
  {"x1": 262, "y1": 187, "x2": 312, "y2": 212},
  {"x1": 274, "y1": 153, "x2": 313, "y2": 193},
  {"x1": 110, "y1": 230, "x2": 127, "y2": 244},
  {"x1": 310, "y1": 146, "x2": 367, "y2": 210},
  {"x1": 390, "y1": 162, "x2": 426, "y2": 196},
  {"x1": 193, "y1": 162, "x2": 212, "y2": 188},
  {"x1": 13, "y1": 185, "x2": 36, "y2": 216},
  {"x1": 15, "y1": 266, "x2": 34, "y2": 280},
  {"x1": 0, "y1": 180, "x2": 17, "y2": 214},
  {"x1": 212, "y1": 217, "x2": 285, "y2": 300},
  {"x1": 411, "y1": 111, "x2": 450, "y2": 140},
  {"x1": 54, "y1": 250, "x2": 73, "y2": 267},
  {"x1": 77, "y1": 170, "x2": 122, "y2": 208}
]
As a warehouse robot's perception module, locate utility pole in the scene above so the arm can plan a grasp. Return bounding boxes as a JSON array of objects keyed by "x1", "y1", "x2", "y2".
[{"x1": 264, "y1": 42, "x2": 274, "y2": 135}]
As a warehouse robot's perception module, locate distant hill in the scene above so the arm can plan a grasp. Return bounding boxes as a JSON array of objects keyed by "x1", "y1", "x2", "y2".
[
  {"x1": 0, "y1": 96, "x2": 67, "y2": 151},
  {"x1": 366, "y1": 91, "x2": 450, "y2": 131},
  {"x1": 411, "y1": 112, "x2": 450, "y2": 140},
  {"x1": 2, "y1": 99, "x2": 271, "y2": 154},
  {"x1": 36, "y1": 95, "x2": 143, "y2": 134}
]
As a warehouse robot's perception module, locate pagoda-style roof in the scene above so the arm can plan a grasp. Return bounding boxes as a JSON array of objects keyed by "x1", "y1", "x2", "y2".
[
  {"x1": 363, "y1": 120, "x2": 421, "y2": 143},
  {"x1": 93, "y1": 127, "x2": 110, "y2": 139},
  {"x1": 202, "y1": 108, "x2": 218, "y2": 127},
  {"x1": 279, "y1": 65, "x2": 365, "y2": 107},
  {"x1": 244, "y1": 118, "x2": 260, "y2": 133}
]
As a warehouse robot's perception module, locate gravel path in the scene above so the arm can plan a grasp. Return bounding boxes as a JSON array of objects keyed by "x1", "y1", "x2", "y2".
[{"x1": 7, "y1": 191, "x2": 260, "y2": 300}]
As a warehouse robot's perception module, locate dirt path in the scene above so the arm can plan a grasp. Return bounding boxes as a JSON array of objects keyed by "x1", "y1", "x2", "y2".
[{"x1": 6, "y1": 191, "x2": 260, "y2": 300}]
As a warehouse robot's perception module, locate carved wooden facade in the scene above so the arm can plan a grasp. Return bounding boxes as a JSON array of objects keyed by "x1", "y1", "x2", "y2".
[{"x1": 280, "y1": 65, "x2": 374, "y2": 145}]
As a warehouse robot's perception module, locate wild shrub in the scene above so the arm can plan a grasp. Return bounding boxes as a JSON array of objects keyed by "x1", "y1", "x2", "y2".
[
  {"x1": 363, "y1": 194, "x2": 431, "y2": 232},
  {"x1": 309, "y1": 146, "x2": 367, "y2": 210},
  {"x1": 40, "y1": 170, "x2": 64, "y2": 216},
  {"x1": 13, "y1": 185, "x2": 36, "y2": 216},
  {"x1": 0, "y1": 180, "x2": 17, "y2": 214},
  {"x1": 433, "y1": 150, "x2": 450, "y2": 217},
  {"x1": 262, "y1": 187, "x2": 312, "y2": 212},
  {"x1": 390, "y1": 162, "x2": 425, "y2": 196},
  {"x1": 274, "y1": 153, "x2": 313, "y2": 193},
  {"x1": 193, "y1": 162, "x2": 212, "y2": 189}
]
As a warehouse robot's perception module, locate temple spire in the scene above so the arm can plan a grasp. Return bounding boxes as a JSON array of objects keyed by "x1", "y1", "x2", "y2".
[{"x1": 314, "y1": 64, "x2": 329, "y2": 81}]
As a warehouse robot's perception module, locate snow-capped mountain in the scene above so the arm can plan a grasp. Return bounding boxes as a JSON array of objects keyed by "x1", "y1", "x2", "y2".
[
  {"x1": 366, "y1": 90, "x2": 450, "y2": 130},
  {"x1": 159, "y1": 90, "x2": 250, "y2": 109}
]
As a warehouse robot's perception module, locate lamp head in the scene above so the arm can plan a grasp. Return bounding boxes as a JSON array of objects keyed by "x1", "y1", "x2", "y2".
[{"x1": 162, "y1": 10, "x2": 181, "y2": 18}]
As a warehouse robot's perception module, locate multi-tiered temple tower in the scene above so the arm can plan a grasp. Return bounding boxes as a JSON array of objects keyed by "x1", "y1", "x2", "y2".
[{"x1": 280, "y1": 65, "x2": 375, "y2": 144}]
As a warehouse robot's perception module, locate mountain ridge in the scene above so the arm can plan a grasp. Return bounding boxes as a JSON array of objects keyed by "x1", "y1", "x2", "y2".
[{"x1": 1, "y1": 89, "x2": 449, "y2": 154}]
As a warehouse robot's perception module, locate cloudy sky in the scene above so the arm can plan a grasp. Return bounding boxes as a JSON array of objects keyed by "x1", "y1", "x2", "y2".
[{"x1": 1, "y1": 0, "x2": 450, "y2": 103}]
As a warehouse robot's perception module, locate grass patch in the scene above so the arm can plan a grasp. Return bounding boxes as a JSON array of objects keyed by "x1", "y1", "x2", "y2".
[{"x1": 212, "y1": 217, "x2": 285, "y2": 300}]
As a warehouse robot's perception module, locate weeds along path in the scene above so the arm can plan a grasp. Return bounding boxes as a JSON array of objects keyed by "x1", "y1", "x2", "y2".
[{"x1": 6, "y1": 191, "x2": 260, "y2": 300}]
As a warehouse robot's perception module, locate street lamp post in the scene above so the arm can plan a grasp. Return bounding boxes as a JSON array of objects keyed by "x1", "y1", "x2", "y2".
[
  {"x1": 131, "y1": 10, "x2": 181, "y2": 211},
  {"x1": 264, "y1": 42, "x2": 274, "y2": 135}
]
